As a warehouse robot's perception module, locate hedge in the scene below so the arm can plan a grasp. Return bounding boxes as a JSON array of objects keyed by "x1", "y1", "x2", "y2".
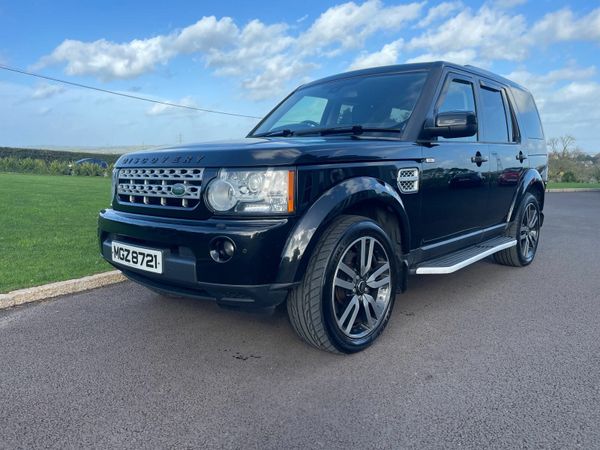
[{"x1": 0, "y1": 157, "x2": 113, "y2": 177}]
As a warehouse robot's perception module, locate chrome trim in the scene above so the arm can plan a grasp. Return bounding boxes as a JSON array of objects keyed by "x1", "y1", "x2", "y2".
[
  {"x1": 119, "y1": 168, "x2": 204, "y2": 180},
  {"x1": 415, "y1": 239, "x2": 516, "y2": 274},
  {"x1": 117, "y1": 181, "x2": 200, "y2": 199},
  {"x1": 397, "y1": 167, "x2": 419, "y2": 194},
  {"x1": 116, "y1": 167, "x2": 204, "y2": 209}
]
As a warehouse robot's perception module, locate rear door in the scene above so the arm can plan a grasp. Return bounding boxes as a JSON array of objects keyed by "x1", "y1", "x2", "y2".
[
  {"x1": 478, "y1": 80, "x2": 524, "y2": 226},
  {"x1": 419, "y1": 72, "x2": 490, "y2": 249}
]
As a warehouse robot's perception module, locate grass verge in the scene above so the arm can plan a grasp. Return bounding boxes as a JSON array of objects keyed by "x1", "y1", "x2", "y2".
[
  {"x1": 547, "y1": 182, "x2": 600, "y2": 189},
  {"x1": 0, "y1": 173, "x2": 112, "y2": 293}
]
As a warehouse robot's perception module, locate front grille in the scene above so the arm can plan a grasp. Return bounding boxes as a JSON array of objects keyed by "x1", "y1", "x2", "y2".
[{"x1": 117, "y1": 167, "x2": 204, "y2": 208}]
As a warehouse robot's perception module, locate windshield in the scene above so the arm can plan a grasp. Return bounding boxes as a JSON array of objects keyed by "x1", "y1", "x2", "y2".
[{"x1": 251, "y1": 71, "x2": 428, "y2": 137}]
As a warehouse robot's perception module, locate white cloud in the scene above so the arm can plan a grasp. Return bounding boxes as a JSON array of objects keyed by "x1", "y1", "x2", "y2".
[
  {"x1": 299, "y1": 0, "x2": 423, "y2": 55},
  {"x1": 170, "y1": 16, "x2": 238, "y2": 53},
  {"x1": 416, "y1": 1, "x2": 462, "y2": 28},
  {"x1": 505, "y1": 66, "x2": 597, "y2": 94},
  {"x1": 146, "y1": 96, "x2": 197, "y2": 116},
  {"x1": 527, "y1": 8, "x2": 600, "y2": 45},
  {"x1": 35, "y1": 16, "x2": 238, "y2": 80},
  {"x1": 37, "y1": 37, "x2": 173, "y2": 80},
  {"x1": 239, "y1": 56, "x2": 316, "y2": 100},
  {"x1": 349, "y1": 39, "x2": 403, "y2": 70},
  {"x1": 204, "y1": 20, "x2": 295, "y2": 78},
  {"x1": 36, "y1": 1, "x2": 424, "y2": 100},
  {"x1": 372, "y1": 5, "x2": 600, "y2": 73},
  {"x1": 31, "y1": 83, "x2": 65, "y2": 99},
  {"x1": 406, "y1": 5, "x2": 528, "y2": 62}
]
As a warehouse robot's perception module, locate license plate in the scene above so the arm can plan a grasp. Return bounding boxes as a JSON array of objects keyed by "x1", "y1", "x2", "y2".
[{"x1": 111, "y1": 241, "x2": 163, "y2": 274}]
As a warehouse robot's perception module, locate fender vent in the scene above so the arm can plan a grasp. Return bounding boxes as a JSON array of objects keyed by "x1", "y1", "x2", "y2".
[{"x1": 397, "y1": 168, "x2": 419, "y2": 193}]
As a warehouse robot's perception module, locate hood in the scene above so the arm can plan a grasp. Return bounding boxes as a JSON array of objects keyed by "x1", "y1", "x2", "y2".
[{"x1": 115, "y1": 137, "x2": 421, "y2": 168}]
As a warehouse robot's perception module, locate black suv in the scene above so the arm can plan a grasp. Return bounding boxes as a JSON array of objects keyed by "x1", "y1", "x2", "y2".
[{"x1": 99, "y1": 62, "x2": 547, "y2": 353}]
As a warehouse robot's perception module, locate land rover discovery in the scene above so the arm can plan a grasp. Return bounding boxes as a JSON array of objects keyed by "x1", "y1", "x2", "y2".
[{"x1": 98, "y1": 61, "x2": 547, "y2": 353}]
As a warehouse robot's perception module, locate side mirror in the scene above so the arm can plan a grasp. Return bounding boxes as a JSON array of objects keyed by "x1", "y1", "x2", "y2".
[{"x1": 422, "y1": 111, "x2": 477, "y2": 139}]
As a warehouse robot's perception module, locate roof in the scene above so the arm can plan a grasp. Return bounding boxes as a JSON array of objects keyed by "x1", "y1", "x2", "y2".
[{"x1": 301, "y1": 61, "x2": 527, "y2": 92}]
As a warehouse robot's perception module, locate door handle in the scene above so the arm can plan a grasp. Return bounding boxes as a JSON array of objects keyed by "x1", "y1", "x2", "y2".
[
  {"x1": 516, "y1": 151, "x2": 527, "y2": 163},
  {"x1": 471, "y1": 152, "x2": 488, "y2": 166}
]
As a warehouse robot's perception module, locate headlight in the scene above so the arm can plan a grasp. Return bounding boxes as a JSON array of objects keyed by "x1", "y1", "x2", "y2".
[{"x1": 206, "y1": 168, "x2": 295, "y2": 214}]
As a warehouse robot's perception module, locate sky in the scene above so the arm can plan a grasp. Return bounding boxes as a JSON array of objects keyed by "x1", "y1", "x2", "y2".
[{"x1": 0, "y1": 0, "x2": 599, "y2": 152}]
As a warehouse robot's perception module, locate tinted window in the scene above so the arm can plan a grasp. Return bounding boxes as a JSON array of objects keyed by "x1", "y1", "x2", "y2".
[
  {"x1": 272, "y1": 96, "x2": 327, "y2": 129},
  {"x1": 439, "y1": 80, "x2": 476, "y2": 113},
  {"x1": 252, "y1": 72, "x2": 427, "y2": 136},
  {"x1": 512, "y1": 88, "x2": 544, "y2": 139},
  {"x1": 438, "y1": 79, "x2": 477, "y2": 141},
  {"x1": 480, "y1": 87, "x2": 509, "y2": 142}
]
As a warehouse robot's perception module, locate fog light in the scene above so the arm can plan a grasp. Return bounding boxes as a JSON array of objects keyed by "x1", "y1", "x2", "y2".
[{"x1": 210, "y1": 237, "x2": 236, "y2": 263}]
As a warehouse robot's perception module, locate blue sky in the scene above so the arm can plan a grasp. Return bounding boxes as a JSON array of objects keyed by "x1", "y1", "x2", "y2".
[{"x1": 1, "y1": 0, "x2": 599, "y2": 152}]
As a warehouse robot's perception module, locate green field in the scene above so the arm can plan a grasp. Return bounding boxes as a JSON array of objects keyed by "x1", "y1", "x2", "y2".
[
  {"x1": 547, "y1": 182, "x2": 600, "y2": 189},
  {"x1": 0, "y1": 172, "x2": 597, "y2": 294},
  {"x1": 0, "y1": 173, "x2": 112, "y2": 293}
]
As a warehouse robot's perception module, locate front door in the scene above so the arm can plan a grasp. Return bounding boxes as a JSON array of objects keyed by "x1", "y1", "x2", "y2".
[{"x1": 419, "y1": 73, "x2": 490, "y2": 249}]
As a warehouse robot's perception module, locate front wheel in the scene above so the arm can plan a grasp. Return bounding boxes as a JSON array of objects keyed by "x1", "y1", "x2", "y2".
[{"x1": 287, "y1": 215, "x2": 398, "y2": 353}]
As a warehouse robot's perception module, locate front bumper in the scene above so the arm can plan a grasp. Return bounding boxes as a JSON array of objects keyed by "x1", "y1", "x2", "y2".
[{"x1": 98, "y1": 209, "x2": 297, "y2": 308}]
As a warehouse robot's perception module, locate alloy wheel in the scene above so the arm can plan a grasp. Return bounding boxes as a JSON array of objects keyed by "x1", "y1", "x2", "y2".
[
  {"x1": 331, "y1": 236, "x2": 392, "y2": 339},
  {"x1": 520, "y1": 203, "x2": 540, "y2": 260}
]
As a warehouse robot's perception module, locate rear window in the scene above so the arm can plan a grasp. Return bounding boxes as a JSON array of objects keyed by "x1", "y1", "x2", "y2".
[{"x1": 511, "y1": 88, "x2": 544, "y2": 139}]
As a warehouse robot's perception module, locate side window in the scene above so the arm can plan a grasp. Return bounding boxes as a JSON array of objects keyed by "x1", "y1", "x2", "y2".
[
  {"x1": 437, "y1": 79, "x2": 477, "y2": 141},
  {"x1": 272, "y1": 96, "x2": 327, "y2": 128},
  {"x1": 511, "y1": 88, "x2": 544, "y2": 139},
  {"x1": 480, "y1": 86, "x2": 509, "y2": 143}
]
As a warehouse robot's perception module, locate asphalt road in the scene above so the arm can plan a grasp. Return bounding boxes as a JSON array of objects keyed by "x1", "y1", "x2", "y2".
[{"x1": 1, "y1": 192, "x2": 599, "y2": 449}]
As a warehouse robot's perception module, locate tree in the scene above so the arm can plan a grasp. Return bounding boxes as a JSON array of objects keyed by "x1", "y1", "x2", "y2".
[
  {"x1": 562, "y1": 171, "x2": 577, "y2": 183},
  {"x1": 547, "y1": 135, "x2": 577, "y2": 158}
]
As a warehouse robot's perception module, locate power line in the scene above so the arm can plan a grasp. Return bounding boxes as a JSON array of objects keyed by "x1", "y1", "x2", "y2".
[{"x1": 0, "y1": 64, "x2": 262, "y2": 120}]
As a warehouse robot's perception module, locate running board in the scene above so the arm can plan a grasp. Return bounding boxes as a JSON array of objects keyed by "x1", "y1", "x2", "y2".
[{"x1": 414, "y1": 236, "x2": 517, "y2": 275}]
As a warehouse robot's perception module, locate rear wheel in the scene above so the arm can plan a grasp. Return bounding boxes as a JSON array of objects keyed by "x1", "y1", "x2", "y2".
[
  {"x1": 287, "y1": 215, "x2": 398, "y2": 353},
  {"x1": 494, "y1": 193, "x2": 541, "y2": 267}
]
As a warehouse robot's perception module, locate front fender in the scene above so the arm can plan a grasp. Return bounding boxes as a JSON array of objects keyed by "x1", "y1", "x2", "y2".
[
  {"x1": 276, "y1": 177, "x2": 410, "y2": 284},
  {"x1": 508, "y1": 169, "x2": 545, "y2": 223}
]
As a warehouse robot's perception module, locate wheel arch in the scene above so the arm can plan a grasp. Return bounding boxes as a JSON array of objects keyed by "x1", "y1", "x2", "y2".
[
  {"x1": 508, "y1": 169, "x2": 545, "y2": 223},
  {"x1": 276, "y1": 177, "x2": 410, "y2": 284}
]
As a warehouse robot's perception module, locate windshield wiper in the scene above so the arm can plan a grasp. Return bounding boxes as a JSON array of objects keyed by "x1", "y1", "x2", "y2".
[
  {"x1": 296, "y1": 125, "x2": 403, "y2": 136},
  {"x1": 253, "y1": 129, "x2": 294, "y2": 137}
]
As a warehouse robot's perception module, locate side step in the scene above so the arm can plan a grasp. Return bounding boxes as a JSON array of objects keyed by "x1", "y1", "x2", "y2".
[{"x1": 414, "y1": 236, "x2": 516, "y2": 275}]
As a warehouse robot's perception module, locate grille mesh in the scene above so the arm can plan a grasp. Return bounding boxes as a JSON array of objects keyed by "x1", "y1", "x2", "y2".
[
  {"x1": 117, "y1": 168, "x2": 204, "y2": 208},
  {"x1": 397, "y1": 168, "x2": 419, "y2": 193}
]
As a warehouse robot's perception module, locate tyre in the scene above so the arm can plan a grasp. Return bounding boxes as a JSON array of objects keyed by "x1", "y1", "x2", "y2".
[
  {"x1": 494, "y1": 192, "x2": 541, "y2": 267},
  {"x1": 287, "y1": 215, "x2": 398, "y2": 353}
]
